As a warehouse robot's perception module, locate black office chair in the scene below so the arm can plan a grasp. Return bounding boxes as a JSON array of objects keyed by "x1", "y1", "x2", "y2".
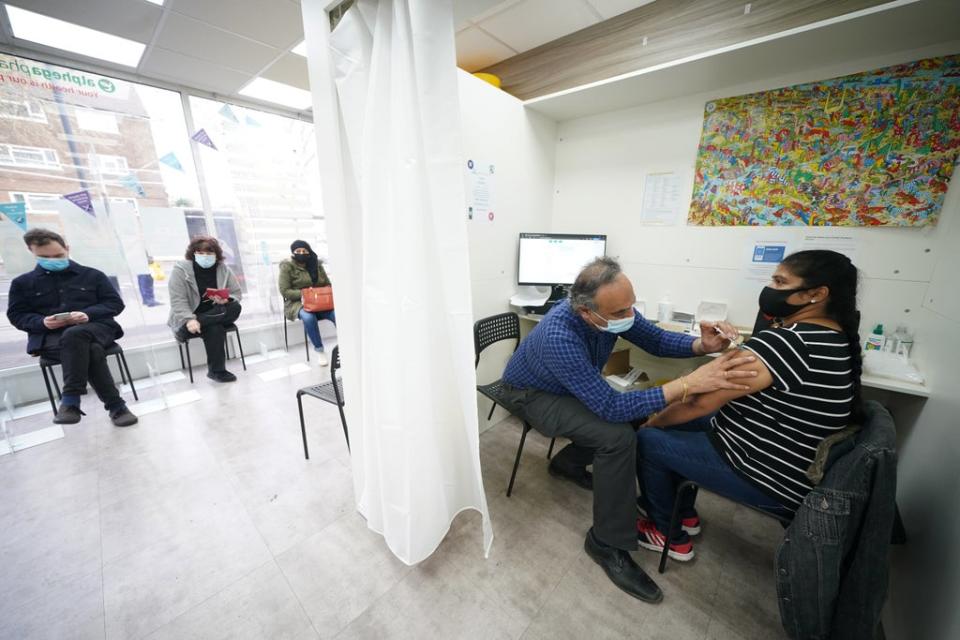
[
  {"x1": 177, "y1": 323, "x2": 246, "y2": 383},
  {"x1": 283, "y1": 313, "x2": 311, "y2": 361},
  {"x1": 38, "y1": 343, "x2": 139, "y2": 414},
  {"x1": 474, "y1": 311, "x2": 555, "y2": 497},
  {"x1": 296, "y1": 345, "x2": 348, "y2": 458}
]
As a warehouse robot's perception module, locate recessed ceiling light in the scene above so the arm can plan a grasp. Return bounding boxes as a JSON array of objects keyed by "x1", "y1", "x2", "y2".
[
  {"x1": 6, "y1": 5, "x2": 146, "y2": 67},
  {"x1": 144, "y1": 0, "x2": 165, "y2": 5},
  {"x1": 292, "y1": 41, "x2": 307, "y2": 57},
  {"x1": 239, "y1": 77, "x2": 312, "y2": 111}
]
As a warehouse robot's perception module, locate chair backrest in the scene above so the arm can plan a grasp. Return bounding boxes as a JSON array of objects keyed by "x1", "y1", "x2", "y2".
[
  {"x1": 331, "y1": 345, "x2": 343, "y2": 403},
  {"x1": 473, "y1": 312, "x2": 521, "y2": 367}
]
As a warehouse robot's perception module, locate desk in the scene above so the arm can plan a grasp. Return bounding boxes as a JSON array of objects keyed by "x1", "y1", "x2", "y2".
[{"x1": 518, "y1": 313, "x2": 931, "y2": 399}]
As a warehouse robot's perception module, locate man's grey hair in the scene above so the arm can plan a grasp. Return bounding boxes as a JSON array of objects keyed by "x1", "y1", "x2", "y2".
[{"x1": 569, "y1": 256, "x2": 622, "y2": 311}]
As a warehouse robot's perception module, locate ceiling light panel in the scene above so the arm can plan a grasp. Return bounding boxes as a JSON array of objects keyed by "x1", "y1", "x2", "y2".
[
  {"x1": 6, "y1": 5, "x2": 146, "y2": 67},
  {"x1": 239, "y1": 77, "x2": 313, "y2": 110}
]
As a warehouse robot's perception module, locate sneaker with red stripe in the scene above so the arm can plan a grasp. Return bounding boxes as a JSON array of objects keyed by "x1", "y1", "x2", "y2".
[
  {"x1": 636, "y1": 500, "x2": 702, "y2": 536},
  {"x1": 636, "y1": 517, "x2": 695, "y2": 561}
]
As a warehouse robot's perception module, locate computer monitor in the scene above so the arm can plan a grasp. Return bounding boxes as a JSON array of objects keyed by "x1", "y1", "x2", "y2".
[{"x1": 517, "y1": 233, "x2": 607, "y2": 286}]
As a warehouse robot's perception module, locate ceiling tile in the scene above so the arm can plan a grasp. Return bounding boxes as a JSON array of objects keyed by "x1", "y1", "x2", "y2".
[
  {"x1": 455, "y1": 27, "x2": 516, "y2": 72},
  {"x1": 476, "y1": 0, "x2": 600, "y2": 53},
  {"x1": 260, "y1": 53, "x2": 309, "y2": 91},
  {"x1": 453, "y1": 0, "x2": 514, "y2": 30},
  {"x1": 5, "y1": 0, "x2": 161, "y2": 42},
  {"x1": 585, "y1": 0, "x2": 657, "y2": 20},
  {"x1": 154, "y1": 12, "x2": 279, "y2": 74},
  {"x1": 139, "y1": 46, "x2": 251, "y2": 95},
  {"x1": 167, "y1": 0, "x2": 303, "y2": 49}
]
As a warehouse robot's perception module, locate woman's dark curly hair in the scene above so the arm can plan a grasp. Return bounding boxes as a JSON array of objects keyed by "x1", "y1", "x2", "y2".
[{"x1": 184, "y1": 235, "x2": 224, "y2": 263}]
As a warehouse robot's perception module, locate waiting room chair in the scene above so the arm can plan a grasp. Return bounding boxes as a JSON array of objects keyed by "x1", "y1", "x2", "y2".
[
  {"x1": 38, "y1": 343, "x2": 138, "y2": 415},
  {"x1": 282, "y1": 312, "x2": 311, "y2": 362},
  {"x1": 473, "y1": 311, "x2": 555, "y2": 497},
  {"x1": 296, "y1": 345, "x2": 348, "y2": 458},
  {"x1": 177, "y1": 323, "x2": 246, "y2": 383}
]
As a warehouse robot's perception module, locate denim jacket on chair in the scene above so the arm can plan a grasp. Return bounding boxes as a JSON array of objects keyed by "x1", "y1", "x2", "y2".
[{"x1": 775, "y1": 400, "x2": 897, "y2": 640}]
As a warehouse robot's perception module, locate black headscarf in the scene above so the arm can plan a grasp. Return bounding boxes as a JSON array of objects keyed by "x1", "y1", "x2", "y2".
[{"x1": 290, "y1": 239, "x2": 320, "y2": 285}]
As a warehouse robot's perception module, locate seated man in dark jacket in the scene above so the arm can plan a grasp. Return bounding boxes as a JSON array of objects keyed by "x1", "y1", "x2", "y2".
[{"x1": 6, "y1": 228, "x2": 138, "y2": 427}]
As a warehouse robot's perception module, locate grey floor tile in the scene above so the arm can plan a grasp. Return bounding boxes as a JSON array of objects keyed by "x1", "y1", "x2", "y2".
[
  {"x1": 145, "y1": 561, "x2": 318, "y2": 640},
  {"x1": 0, "y1": 568, "x2": 105, "y2": 640},
  {"x1": 276, "y1": 512, "x2": 411, "y2": 639},
  {"x1": 102, "y1": 506, "x2": 272, "y2": 639}
]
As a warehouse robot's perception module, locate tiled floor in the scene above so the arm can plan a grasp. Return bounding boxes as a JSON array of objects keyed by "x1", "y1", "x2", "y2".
[{"x1": 0, "y1": 351, "x2": 788, "y2": 640}]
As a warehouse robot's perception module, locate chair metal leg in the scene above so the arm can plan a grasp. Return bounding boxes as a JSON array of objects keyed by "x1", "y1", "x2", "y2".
[
  {"x1": 224, "y1": 334, "x2": 232, "y2": 361},
  {"x1": 50, "y1": 367, "x2": 62, "y2": 400},
  {"x1": 114, "y1": 353, "x2": 128, "y2": 386},
  {"x1": 118, "y1": 352, "x2": 138, "y2": 401},
  {"x1": 40, "y1": 365, "x2": 58, "y2": 414},
  {"x1": 659, "y1": 480, "x2": 698, "y2": 574},
  {"x1": 234, "y1": 329, "x2": 246, "y2": 370},
  {"x1": 486, "y1": 400, "x2": 497, "y2": 421},
  {"x1": 178, "y1": 342, "x2": 185, "y2": 370},
  {"x1": 547, "y1": 437, "x2": 556, "y2": 459},
  {"x1": 337, "y1": 402, "x2": 350, "y2": 452},
  {"x1": 303, "y1": 324, "x2": 309, "y2": 362},
  {"x1": 507, "y1": 422, "x2": 531, "y2": 497},
  {"x1": 283, "y1": 318, "x2": 289, "y2": 351},
  {"x1": 297, "y1": 391, "x2": 309, "y2": 460},
  {"x1": 184, "y1": 342, "x2": 194, "y2": 383}
]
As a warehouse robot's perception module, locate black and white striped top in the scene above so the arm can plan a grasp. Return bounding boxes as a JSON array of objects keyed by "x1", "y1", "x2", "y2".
[{"x1": 710, "y1": 323, "x2": 854, "y2": 511}]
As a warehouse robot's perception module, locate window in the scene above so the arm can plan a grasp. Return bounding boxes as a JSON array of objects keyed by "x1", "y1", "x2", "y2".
[
  {"x1": 0, "y1": 98, "x2": 46, "y2": 122},
  {"x1": 0, "y1": 144, "x2": 60, "y2": 169},
  {"x1": 94, "y1": 154, "x2": 129, "y2": 175},
  {"x1": 10, "y1": 191, "x2": 61, "y2": 214},
  {"x1": 75, "y1": 108, "x2": 119, "y2": 134}
]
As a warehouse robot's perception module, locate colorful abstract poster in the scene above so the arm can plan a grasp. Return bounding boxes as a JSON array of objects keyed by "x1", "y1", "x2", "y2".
[{"x1": 688, "y1": 55, "x2": 960, "y2": 227}]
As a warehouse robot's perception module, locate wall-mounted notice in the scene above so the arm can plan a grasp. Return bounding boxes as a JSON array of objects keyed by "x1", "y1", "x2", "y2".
[
  {"x1": 640, "y1": 171, "x2": 685, "y2": 225},
  {"x1": 466, "y1": 159, "x2": 495, "y2": 223},
  {"x1": 800, "y1": 233, "x2": 859, "y2": 264},
  {"x1": 744, "y1": 240, "x2": 789, "y2": 284}
]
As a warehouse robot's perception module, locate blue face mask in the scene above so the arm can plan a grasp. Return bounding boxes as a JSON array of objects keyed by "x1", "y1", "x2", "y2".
[
  {"x1": 590, "y1": 309, "x2": 635, "y2": 334},
  {"x1": 195, "y1": 254, "x2": 216, "y2": 269},
  {"x1": 37, "y1": 257, "x2": 69, "y2": 272}
]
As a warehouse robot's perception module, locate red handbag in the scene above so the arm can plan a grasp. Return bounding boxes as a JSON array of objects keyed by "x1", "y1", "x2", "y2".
[{"x1": 302, "y1": 285, "x2": 334, "y2": 312}]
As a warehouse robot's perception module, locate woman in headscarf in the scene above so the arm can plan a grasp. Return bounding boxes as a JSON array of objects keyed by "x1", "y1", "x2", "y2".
[{"x1": 278, "y1": 240, "x2": 335, "y2": 365}]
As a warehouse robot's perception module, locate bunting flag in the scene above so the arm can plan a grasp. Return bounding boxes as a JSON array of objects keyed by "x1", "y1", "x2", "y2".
[
  {"x1": 62, "y1": 190, "x2": 95, "y2": 216},
  {"x1": 120, "y1": 173, "x2": 146, "y2": 197},
  {"x1": 218, "y1": 103, "x2": 239, "y2": 123},
  {"x1": 191, "y1": 128, "x2": 218, "y2": 150},
  {"x1": 0, "y1": 201, "x2": 26, "y2": 230},
  {"x1": 159, "y1": 152, "x2": 184, "y2": 171},
  {"x1": 244, "y1": 114, "x2": 261, "y2": 128}
]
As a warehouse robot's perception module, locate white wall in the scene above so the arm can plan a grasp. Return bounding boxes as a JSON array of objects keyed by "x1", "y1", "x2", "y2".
[
  {"x1": 458, "y1": 71, "x2": 557, "y2": 431},
  {"x1": 549, "y1": 44, "x2": 960, "y2": 639}
]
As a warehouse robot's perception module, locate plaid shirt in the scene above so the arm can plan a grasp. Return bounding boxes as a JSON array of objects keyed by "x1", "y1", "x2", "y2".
[{"x1": 503, "y1": 299, "x2": 696, "y2": 423}]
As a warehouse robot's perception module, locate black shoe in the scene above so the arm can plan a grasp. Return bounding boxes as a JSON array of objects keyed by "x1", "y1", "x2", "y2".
[
  {"x1": 207, "y1": 370, "x2": 237, "y2": 383},
  {"x1": 109, "y1": 406, "x2": 139, "y2": 427},
  {"x1": 549, "y1": 459, "x2": 593, "y2": 490},
  {"x1": 52, "y1": 404, "x2": 85, "y2": 424},
  {"x1": 584, "y1": 528, "x2": 663, "y2": 603}
]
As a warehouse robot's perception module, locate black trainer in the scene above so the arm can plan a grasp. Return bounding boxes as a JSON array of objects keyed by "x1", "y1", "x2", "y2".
[
  {"x1": 52, "y1": 404, "x2": 84, "y2": 424},
  {"x1": 548, "y1": 459, "x2": 593, "y2": 491},
  {"x1": 207, "y1": 370, "x2": 237, "y2": 383},
  {"x1": 109, "y1": 406, "x2": 139, "y2": 427},
  {"x1": 584, "y1": 528, "x2": 663, "y2": 603}
]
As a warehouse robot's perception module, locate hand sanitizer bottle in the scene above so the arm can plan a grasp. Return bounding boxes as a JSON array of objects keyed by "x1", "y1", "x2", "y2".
[{"x1": 865, "y1": 324, "x2": 885, "y2": 351}]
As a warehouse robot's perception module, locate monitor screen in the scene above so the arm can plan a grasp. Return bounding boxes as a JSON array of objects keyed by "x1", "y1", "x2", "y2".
[{"x1": 517, "y1": 233, "x2": 607, "y2": 286}]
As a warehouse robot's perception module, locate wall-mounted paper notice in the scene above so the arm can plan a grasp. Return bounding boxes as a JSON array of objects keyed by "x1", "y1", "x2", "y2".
[
  {"x1": 466, "y1": 159, "x2": 495, "y2": 223},
  {"x1": 801, "y1": 233, "x2": 859, "y2": 263},
  {"x1": 744, "y1": 240, "x2": 789, "y2": 284},
  {"x1": 640, "y1": 172, "x2": 685, "y2": 225}
]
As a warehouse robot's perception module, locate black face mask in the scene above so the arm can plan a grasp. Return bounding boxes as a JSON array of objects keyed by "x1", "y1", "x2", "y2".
[
  {"x1": 292, "y1": 253, "x2": 310, "y2": 263},
  {"x1": 758, "y1": 286, "x2": 809, "y2": 319}
]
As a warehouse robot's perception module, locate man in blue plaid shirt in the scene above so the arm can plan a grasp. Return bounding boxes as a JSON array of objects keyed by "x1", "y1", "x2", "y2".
[{"x1": 500, "y1": 257, "x2": 754, "y2": 602}]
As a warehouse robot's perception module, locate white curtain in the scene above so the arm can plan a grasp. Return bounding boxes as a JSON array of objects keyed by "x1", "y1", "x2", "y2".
[{"x1": 302, "y1": 0, "x2": 492, "y2": 564}]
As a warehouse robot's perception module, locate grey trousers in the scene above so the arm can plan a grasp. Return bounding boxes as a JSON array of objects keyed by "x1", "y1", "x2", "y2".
[{"x1": 500, "y1": 384, "x2": 638, "y2": 551}]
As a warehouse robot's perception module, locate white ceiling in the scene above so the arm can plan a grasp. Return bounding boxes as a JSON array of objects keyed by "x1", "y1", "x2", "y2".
[{"x1": 0, "y1": 0, "x2": 656, "y2": 116}]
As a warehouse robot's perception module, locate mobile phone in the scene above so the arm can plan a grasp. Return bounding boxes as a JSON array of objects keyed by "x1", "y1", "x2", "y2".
[{"x1": 52, "y1": 312, "x2": 72, "y2": 321}]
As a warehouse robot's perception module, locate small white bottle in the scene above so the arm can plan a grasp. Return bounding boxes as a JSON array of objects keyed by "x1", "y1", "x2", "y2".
[
  {"x1": 895, "y1": 325, "x2": 914, "y2": 358},
  {"x1": 864, "y1": 324, "x2": 885, "y2": 351},
  {"x1": 658, "y1": 295, "x2": 673, "y2": 324}
]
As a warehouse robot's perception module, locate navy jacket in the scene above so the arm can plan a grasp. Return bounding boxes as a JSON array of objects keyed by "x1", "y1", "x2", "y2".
[
  {"x1": 775, "y1": 400, "x2": 897, "y2": 640},
  {"x1": 6, "y1": 261, "x2": 124, "y2": 354}
]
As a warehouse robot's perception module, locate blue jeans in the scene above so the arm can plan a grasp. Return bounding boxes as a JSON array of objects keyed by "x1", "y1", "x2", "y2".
[
  {"x1": 298, "y1": 308, "x2": 336, "y2": 350},
  {"x1": 636, "y1": 417, "x2": 791, "y2": 537}
]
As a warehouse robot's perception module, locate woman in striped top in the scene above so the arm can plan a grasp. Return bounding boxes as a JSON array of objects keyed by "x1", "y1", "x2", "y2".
[{"x1": 635, "y1": 250, "x2": 862, "y2": 561}]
